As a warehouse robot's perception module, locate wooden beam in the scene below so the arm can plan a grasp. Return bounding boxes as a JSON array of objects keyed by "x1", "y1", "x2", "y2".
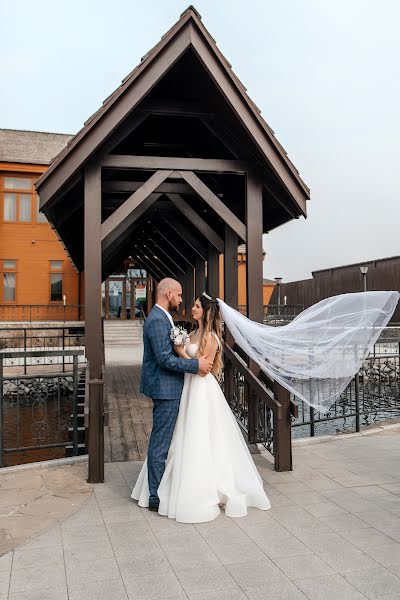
[
  {"x1": 103, "y1": 180, "x2": 193, "y2": 195},
  {"x1": 165, "y1": 193, "x2": 224, "y2": 252},
  {"x1": 178, "y1": 170, "x2": 246, "y2": 241},
  {"x1": 184, "y1": 266, "x2": 195, "y2": 316},
  {"x1": 140, "y1": 98, "x2": 216, "y2": 120},
  {"x1": 159, "y1": 214, "x2": 207, "y2": 260},
  {"x1": 102, "y1": 170, "x2": 172, "y2": 244},
  {"x1": 224, "y1": 224, "x2": 238, "y2": 309},
  {"x1": 84, "y1": 161, "x2": 104, "y2": 484},
  {"x1": 207, "y1": 243, "x2": 220, "y2": 297},
  {"x1": 133, "y1": 244, "x2": 177, "y2": 279},
  {"x1": 195, "y1": 255, "x2": 206, "y2": 298},
  {"x1": 136, "y1": 235, "x2": 185, "y2": 276},
  {"x1": 245, "y1": 167, "x2": 263, "y2": 447},
  {"x1": 150, "y1": 223, "x2": 197, "y2": 269},
  {"x1": 102, "y1": 155, "x2": 248, "y2": 173}
]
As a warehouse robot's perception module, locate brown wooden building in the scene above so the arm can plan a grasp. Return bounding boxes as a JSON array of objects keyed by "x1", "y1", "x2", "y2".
[
  {"x1": 270, "y1": 256, "x2": 400, "y2": 322},
  {"x1": 36, "y1": 6, "x2": 309, "y2": 480},
  {"x1": 0, "y1": 129, "x2": 80, "y2": 320}
]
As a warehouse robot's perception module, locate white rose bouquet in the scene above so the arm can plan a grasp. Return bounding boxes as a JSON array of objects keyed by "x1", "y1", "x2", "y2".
[{"x1": 170, "y1": 325, "x2": 190, "y2": 347}]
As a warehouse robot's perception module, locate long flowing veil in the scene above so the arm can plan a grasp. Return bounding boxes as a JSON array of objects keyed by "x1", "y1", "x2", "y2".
[{"x1": 217, "y1": 291, "x2": 400, "y2": 414}]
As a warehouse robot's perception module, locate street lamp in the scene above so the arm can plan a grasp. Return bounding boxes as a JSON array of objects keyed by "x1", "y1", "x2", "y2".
[
  {"x1": 359, "y1": 265, "x2": 369, "y2": 292},
  {"x1": 274, "y1": 277, "x2": 283, "y2": 315}
]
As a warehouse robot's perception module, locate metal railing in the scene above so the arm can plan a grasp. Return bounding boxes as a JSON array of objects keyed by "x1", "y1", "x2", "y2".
[
  {"x1": 223, "y1": 342, "x2": 295, "y2": 471},
  {"x1": 0, "y1": 325, "x2": 85, "y2": 373},
  {"x1": 237, "y1": 304, "x2": 304, "y2": 325},
  {"x1": 0, "y1": 350, "x2": 84, "y2": 467},
  {"x1": 292, "y1": 339, "x2": 400, "y2": 437},
  {"x1": 0, "y1": 304, "x2": 84, "y2": 322}
]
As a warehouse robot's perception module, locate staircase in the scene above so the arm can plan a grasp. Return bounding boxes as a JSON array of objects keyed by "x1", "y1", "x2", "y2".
[{"x1": 103, "y1": 320, "x2": 144, "y2": 346}]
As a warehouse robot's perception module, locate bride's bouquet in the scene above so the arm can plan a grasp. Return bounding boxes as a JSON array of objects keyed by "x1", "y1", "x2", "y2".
[{"x1": 170, "y1": 325, "x2": 190, "y2": 347}]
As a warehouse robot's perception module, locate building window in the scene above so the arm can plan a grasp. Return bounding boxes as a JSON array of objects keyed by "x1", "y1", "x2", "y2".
[
  {"x1": 19, "y1": 194, "x2": 32, "y2": 222},
  {"x1": 4, "y1": 177, "x2": 31, "y2": 190},
  {"x1": 2, "y1": 260, "x2": 17, "y2": 302},
  {"x1": 4, "y1": 193, "x2": 17, "y2": 221},
  {"x1": 2, "y1": 176, "x2": 34, "y2": 222},
  {"x1": 50, "y1": 260, "x2": 63, "y2": 270},
  {"x1": 49, "y1": 261, "x2": 63, "y2": 302},
  {"x1": 36, "y1": 194, "x2": 47, "y2": 223}
]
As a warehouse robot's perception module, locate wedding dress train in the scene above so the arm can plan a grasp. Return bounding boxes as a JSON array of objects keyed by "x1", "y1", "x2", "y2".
[{"x1": 131, "y1": 341, "x2": 270, "y2": 523}]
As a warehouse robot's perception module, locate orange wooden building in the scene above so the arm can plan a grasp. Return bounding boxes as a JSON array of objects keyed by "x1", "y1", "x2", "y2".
[{"x1": 0, "y1": 129, "x2": 80, "y2": 320}]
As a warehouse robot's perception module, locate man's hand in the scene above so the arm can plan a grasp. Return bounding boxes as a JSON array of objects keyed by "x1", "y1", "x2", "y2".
[{"x1": 198, "y1": 355, "x2": 213, "y2": 376}]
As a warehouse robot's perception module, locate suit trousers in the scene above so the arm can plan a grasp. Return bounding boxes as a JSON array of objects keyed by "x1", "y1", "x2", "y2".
[{"x1": 147, "y1": 397, "x2": 180, "y2": 501}]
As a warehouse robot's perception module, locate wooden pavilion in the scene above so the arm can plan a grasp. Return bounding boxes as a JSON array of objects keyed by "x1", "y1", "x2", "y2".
[{"x1": 36, "y1": 6, "x2": 309, "y2": 482}]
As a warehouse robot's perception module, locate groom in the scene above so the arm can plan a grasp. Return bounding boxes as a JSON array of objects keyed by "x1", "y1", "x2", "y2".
[{"x1": 141, "y1": 278, "x2": 213, "y2": 511}]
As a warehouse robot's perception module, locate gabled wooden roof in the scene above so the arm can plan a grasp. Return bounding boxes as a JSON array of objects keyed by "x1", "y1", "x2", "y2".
[{"x1": 36, "y1": 6, "x2": 309, "y2": 213}]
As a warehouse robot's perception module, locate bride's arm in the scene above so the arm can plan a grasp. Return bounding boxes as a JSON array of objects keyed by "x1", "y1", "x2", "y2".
[
  {"x1": 173, "y1": 344, "x2": 191, "y2": 359},
  {"x1": 202, "y1": 333, "x2": 218, "y2": 365}
]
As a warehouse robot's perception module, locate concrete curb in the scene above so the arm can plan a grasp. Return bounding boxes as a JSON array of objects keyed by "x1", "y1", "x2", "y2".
[
  {"x1": 292, "y1": 421, "x2": 400, "y2": 447},
  {"x1": 0, "y1": 454, "x2": 88, "y2": 475}
]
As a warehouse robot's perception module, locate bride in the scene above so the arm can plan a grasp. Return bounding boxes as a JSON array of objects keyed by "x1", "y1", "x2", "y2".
[{"x1": 131, "y1": 291, "x2": 271, "y2": 523}]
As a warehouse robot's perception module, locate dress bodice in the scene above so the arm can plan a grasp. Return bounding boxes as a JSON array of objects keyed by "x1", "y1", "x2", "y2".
[{"x1": 185, "y1": 343, "x2": 199, "y2": 359}]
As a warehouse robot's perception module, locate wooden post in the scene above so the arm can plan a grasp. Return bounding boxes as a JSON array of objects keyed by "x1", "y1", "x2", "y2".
[
  {"x1": 246, "y1": 168, "x2": 263, "y2": 450},
  {"x1": 207, "y1": 243, "x2": 219, "y2": 297},
  {"x1": 195, "y1": 255, "x2": 206, "y2": 299},
  {"x1": 184, "y1": 266, "x2": 195, "y2": 317},
  {"x1": 224, "y1": 224, "x2": 238, "y2": 347},
  {"x1": 273, "y1": 382, "x2": 292, "y2": 471},
  {"x1": 84, "y1": 161, "x2": 104, "y2": 483}
]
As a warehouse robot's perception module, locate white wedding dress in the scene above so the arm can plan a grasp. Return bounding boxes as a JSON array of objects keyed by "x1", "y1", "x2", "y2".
[{"x1": 131, "y1": 340, "x2": 271, "y2": 523}]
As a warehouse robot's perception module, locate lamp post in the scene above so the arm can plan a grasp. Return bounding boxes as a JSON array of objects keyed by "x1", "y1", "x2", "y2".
[
  {"x1": 359, "y1": 265, "x2": 368, "y2": 292},
  {"x1": 274, "y1": 277, "x2": 282, "y2": 315}
]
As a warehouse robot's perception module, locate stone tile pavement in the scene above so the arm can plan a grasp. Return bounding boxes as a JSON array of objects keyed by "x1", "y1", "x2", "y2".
[{"x1": 1, "y1": 426, "x2": 400, "y2": 599}]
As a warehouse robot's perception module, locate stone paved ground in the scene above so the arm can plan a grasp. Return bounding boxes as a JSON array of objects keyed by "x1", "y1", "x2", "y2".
[
  {"x1": 1, "y1": 427, "x2": 400, "y2": 599},
  {"x1": 0, "y1": 460, "x2": 91, "y2": 555}
]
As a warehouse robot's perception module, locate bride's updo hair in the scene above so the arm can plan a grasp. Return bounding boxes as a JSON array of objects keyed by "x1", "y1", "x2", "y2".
[{"x1": 196, "y1": 292, "x2": 223, "y2": 380}]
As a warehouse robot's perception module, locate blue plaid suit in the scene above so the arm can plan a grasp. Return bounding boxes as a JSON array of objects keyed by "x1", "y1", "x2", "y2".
[{"x1": 141, "y1": 305, "x2": 198, "y2": 503}]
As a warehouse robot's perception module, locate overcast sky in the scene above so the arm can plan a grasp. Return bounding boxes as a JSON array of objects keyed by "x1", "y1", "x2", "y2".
[{"x1": 2, "y1": 0, "x2": 399, "y2": 282}]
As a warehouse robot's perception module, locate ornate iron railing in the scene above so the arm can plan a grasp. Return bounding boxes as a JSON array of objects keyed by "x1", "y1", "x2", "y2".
[
  {"x1": 0, "y1": 326, "x2": 85, "y2": 373},
  {"x1": 0, "y1": 350, "x2": 84, "y2": 467},
  {"x1": 223, "y1": 342, "x2": 295, "y2": 471},
  {"x1": 0, "y1": 304, "x2": 84, "y2": 322},
  {"x1": 292, "y1": 340, "x2": 400, "y2": 437}
]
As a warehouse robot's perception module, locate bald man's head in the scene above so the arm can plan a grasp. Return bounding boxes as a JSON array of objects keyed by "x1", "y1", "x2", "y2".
[{"x1": 156, "y1": 278, "x2": 182, "y2": 312}]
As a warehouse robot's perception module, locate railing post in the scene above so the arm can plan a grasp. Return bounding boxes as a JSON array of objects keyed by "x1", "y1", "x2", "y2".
[
  {"x1": 273, "y1": 381, "x2": 292, "y2": 471},
  {"x1": 355, "y1": 373, "x2": 360, "y2": 432},
  {"x1": 72, "y1": 354, "x2": 79, "y2": 455},
  {"x1": 62, "y1": 328, "x2": 65, "y2": 373},
  {"x1": 87, "y1": 378, "x2": 105, "y2": 482},
  {"x1": 24, "y1": 328, "x2": 27, "y2": 375},
  {"x1": 0, "y1": 356, "x2": 3, "y2": 467},
  {"x1": 310, "y1": 406, "x2": 315, "y2": 437}
]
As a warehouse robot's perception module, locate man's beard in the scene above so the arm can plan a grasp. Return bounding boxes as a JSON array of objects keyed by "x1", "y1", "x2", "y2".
[{"x1": 168, "y1": 301, "x2": 179, "y2": 313}]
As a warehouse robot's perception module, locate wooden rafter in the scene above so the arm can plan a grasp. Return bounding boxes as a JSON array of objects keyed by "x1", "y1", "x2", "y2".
[
  {"x1": 166, "y1": 193, "x2": 224, "y2": 252},
  {"x1": 178, "y1": 170, "x2": 246, "y2": 241}
]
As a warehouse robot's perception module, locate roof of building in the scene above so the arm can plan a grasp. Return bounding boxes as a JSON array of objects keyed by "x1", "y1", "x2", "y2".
[
  {"x1": 0, "y1": 129, "x2": 72, "y2": 165},
  {"x1": 313, "y1": 255, "x2": 400, "y2": 275},
  {"x1": 36, "y1": 5, "x2": 309, "y2": 214}
]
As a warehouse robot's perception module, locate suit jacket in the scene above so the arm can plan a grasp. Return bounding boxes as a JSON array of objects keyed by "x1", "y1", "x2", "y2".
[{"x1": 140, "y1": 305, "x2": 199, "y2": 400}]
